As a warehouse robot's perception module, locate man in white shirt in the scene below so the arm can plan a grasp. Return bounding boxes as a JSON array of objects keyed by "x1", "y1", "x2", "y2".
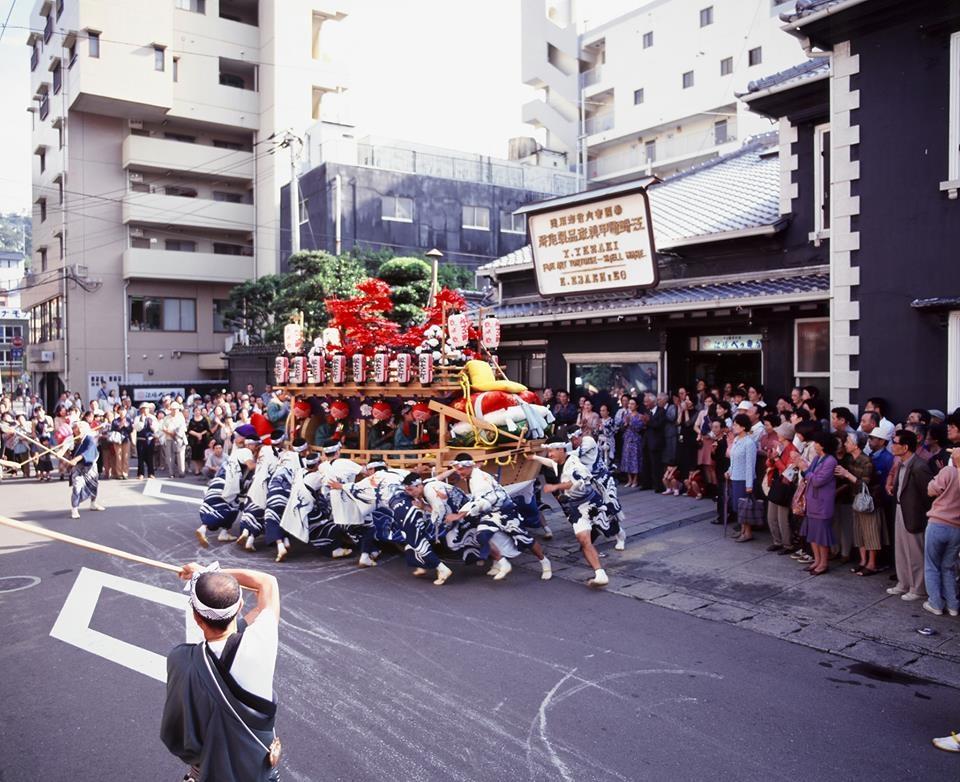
[{"x1": 162, "y1": 401, "x2": 187, "y2": 478}]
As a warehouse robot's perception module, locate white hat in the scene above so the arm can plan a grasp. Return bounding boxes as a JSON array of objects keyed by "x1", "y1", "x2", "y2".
[
  {"x1": 736, "y1": 401, "x2": 753, "y2": 411},
  {"x1": 872, "y1": 420, "x2": 896, "y2": 442}
]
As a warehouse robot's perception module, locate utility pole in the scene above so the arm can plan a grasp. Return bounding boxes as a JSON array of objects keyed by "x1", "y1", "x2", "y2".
[{"x1": 279, "y1": 131, "x2": 302, "y2": 257}]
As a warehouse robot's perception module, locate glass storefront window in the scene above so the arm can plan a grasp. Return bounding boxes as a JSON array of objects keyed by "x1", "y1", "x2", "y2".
[
  {"x1": 795, "y1": 318, "x2": 830, "y2": 376},
  {"x1": 566, "y1": 352, "x2": 660, "y2": 397}
]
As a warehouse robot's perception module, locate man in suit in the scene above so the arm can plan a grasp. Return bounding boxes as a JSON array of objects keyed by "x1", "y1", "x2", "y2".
[
  {"x1": 886, "y1": 429, "x2": 934, "y2": 602},
  {"x1": 640, "y1": 392, "x2": 666, "y2": 492}
]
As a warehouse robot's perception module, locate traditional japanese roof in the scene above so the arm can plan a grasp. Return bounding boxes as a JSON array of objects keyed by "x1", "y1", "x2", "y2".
[
  {"x1": 780, "y1": 0, "x2": 869, "y2": 24},
  {"x1": 741, "y1": 59, "x2": 830, "y2": 99},
  {"x1": 478, "y1": 134, "x2": 783, "y2": 275},
  {"x1": 491, "y1": 270, "x2": 829, "y2": 324},
  {"x1": 911, "y1": 297, "x2": 960, "y2": 312}
]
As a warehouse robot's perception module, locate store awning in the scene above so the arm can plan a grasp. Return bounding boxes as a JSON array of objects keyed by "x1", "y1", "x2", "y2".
[
  {"x1": 492, "y1": 271, "x2": 830, "y2": 325},
  {"x1": 911, "y1": 297, "x2": 960, "y2": 312}
]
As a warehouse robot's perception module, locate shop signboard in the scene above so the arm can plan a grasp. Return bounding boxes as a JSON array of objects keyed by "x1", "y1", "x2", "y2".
[
  {"x1": 698, "y1": 334, "x2": 764, "y2": 352},
  {"x1": 521, "y1": 181, "x2": 658, "y2": 297}
]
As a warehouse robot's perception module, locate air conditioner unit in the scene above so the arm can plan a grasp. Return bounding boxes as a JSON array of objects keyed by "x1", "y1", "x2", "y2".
[
  {"x1": 39, "y1": 350, "x2": 54, "y2": 363},
  {"x1": 129, "y1": 172, "x2": 143, "y2": 183},
  {"x1": 129, "y1": 119, "x2": 143, "y2": 129},
  {"x1": 130, "y1": 227, "x2": 144, "y2": 238}
]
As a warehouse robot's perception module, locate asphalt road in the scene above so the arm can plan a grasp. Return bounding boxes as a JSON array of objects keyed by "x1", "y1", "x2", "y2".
[{"x1": 0, "y1": 475, "x2": 957, "y2": 781}]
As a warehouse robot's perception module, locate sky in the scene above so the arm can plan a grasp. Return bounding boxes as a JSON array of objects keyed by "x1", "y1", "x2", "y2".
[{"x1": 0, "y1": 0, "x2": 638, "y2": 215}]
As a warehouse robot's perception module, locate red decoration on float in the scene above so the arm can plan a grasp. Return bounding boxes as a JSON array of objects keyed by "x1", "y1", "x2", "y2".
[
  {"x1": 518, "y1": 389, "x2": 541, "y2": 405},
  {"x1": 411, "y1": 402, "x2": 432, "y2": 422},
  {"x1": 329, "y1": 399, "x2": 350, "y2": 420},
  {"x1": 371, "y1": 400, "x2": 393, "y2": 421},
  {"x1": 293, "y1": 400, "x2": 312, "y2": 419}
]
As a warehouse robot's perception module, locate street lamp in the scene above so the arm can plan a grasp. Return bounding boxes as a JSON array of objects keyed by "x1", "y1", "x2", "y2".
[{"x1": 425, "y1": 248, "x2": 443, "y2": 308}]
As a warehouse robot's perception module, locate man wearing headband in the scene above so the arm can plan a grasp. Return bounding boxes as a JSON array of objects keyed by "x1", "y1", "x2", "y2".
[
  {"x1": 568, "y1": 429, "x2": 627, "y2": 552},
  {"x1": 235, "y1": 433, "x2": 280, "y2": 552},
  {"x1": 262, "y1": 438, "x2": 310, "y2": 563},
  {"x1": 447, "y1": 454, "x2": 552, "y2": 582},
  {"x1": 319, "y1": 442, "x2": 365, "y2": 529},
  {"x1": 537, "y1": 441, "x2": 617, "y2": 587},
  {"x1": 421, "y1": 472, "x2": 482, "y2": 565},
  {"x1": 345, "y1": 456, "x2": 409, "y2": 567},
  {"x1": 390, "y1": 472, "x2": 453, "y2": 585},
  {"x1": 162, "y1": 563, "x2": 282, "y2": 781},
  {"x1": 64, "y1": 419, "x2": 106, "y2": 519},
  {"x1": 196, "y1": 448, "x2": 257, "y2": 547}
]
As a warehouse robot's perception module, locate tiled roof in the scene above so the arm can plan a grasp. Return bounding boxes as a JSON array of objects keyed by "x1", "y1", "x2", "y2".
[
  {"x1": 742, "y1": 59, "x2": 830, "y2": 96},
  {"x1": 492, "y1": 272, "x2": 829, "y2": 322},
  {"x1": 781, "y1": 0, "x2": 856, "y2": 22},
  {"x1": 477, "y1": 134, "x2": 782, "y2": 274}
]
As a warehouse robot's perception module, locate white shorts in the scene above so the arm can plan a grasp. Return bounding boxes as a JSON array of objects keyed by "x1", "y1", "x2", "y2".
[{"x1": 571, "y1": 503, "x2": 594, "y2": 536}]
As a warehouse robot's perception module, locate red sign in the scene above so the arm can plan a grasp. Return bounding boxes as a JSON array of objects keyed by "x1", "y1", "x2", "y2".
[{"x1": 12, "y1": 336, "x2": 23, "y2": 348}]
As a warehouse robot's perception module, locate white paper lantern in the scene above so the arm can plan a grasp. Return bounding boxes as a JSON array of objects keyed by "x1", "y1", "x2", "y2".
[
  {"x1": 481, "y1": 316, "x2": 501, "y2": 350},
  {"x1": 322, "y1": 327, "x2": 342, "y2": 348},
  {"x1": 447, "y1": 312, "x2": 470, "y2": 348},
  {"x1": 283, "y1": 323, "x2": 304, "y2": 354}
]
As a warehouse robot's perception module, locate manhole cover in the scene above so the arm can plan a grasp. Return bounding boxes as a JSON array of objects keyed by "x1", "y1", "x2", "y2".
[{"x1": 0, "y1": 576, "x2": 41, "y2": 593}]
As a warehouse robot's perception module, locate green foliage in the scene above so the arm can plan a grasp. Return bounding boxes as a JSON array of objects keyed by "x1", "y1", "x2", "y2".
[
  {"x1": 222, "y1": 276, "x2": 284, "y2": 344},
  {"x1": 346, "y1": 246, "x2": 397, "y2": 277},
  {"x1": 437, "y1": 262, "x2": 476, "y2": 291},
  {"x1": 0, "y1": 212, "x2": 31, "y2": 257},
  {"x1": 377, "y1": 256, "x2": 432, "y2": 327}
]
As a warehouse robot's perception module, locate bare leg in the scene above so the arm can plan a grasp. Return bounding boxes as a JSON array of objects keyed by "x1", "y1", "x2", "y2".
[{"x1": 576, "y1": 530, "x2": 601, "y2": 570}]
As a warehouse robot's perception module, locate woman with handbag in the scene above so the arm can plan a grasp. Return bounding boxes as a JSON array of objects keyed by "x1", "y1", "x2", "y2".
[
  {"x1": 837, "y1": 431, "x2": 882, "y2": 575},
  {"x1": 796, "y1": 431, "x2": 838, "y2": 575},
  {"x1": 727, "y1": 413, "x2": 759, "y2": 542},
  {"x1": 764, "y1": 422, "x2": 797, "y2": 553}
]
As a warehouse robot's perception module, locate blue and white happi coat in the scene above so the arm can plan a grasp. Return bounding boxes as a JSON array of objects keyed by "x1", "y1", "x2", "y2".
[
  {"x1": 199, "y1": 454, "x2": 247, "y2": 531},
  {"x1": 346, "y1": 468, "x2": 408, "y2": 545},
  {"x1": 263, "y1": 452, "x2": 302, "y2": 545},
  {"x1": 556, "y1": 452, "x2": 619, "y2": 540},
  {"x1": 461, "y1": 469, "x2": 535, "y2": 556},
  {"x1": 423, "y1": 479, "x2": 482, "y2": 563},
  {"x1": 389, "y1": 491, "x2": 441, "y2": 569},
  {"x1": 577, "y1": 434, "x2": 624, "y2": 524},
  {"x1": 238, "y1": 447, "x2": 278, "y2": 536}
]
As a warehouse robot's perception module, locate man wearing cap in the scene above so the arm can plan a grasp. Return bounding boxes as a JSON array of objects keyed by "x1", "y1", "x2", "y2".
[
  {"x1": 447, "y1": 454, "x2": 552, "y2": 582},
  {"x1": 391, "y1": 472, "x2": 454, "y2": 585},
  {"x1": 263, "y1": 438, "x2": 311, "y2": 563},
  {"x1": 197, "y1": 448, "x2": 258, "y2": 547},
  {"x1": 162, "y1": 563, "x2": 282, "y2": 781},
  {"x1": 162, "y1": 401, "x2": 188, "y2": 479},
  {"x1": 568, "y1": 429, "x2": 626, "y2": 551},
  {"x1": 538, "y1": 441, "x2": 616, "y2": 587}
]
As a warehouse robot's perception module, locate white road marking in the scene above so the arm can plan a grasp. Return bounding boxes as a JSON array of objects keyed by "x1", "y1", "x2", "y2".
[
  {"x1": 0, "y1": 575, "x2": 41, "y2": 593},
  {"x1": 143, "y1": 477, "x2": 203, "y2": 505},
  {"x1": 50, "y1": 567, "x2": 192, "y2": 683},
  {"x1": 535, "y1": 668, "x2": 579, "y2": 782}
]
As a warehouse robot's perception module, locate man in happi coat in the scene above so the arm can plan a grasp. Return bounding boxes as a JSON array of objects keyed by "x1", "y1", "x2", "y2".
[
  {"x1": 537, "y1": 441, "x2": 619, "y2": 587},
  {"x1": 277, "y1": 452, "x2": 355, "y2": 559},
  {"x1": 446, "y1": 454, "x2": 552, "y2": 582},
  {"x1": 421, "y1": 474, "x2": 483, "y2": 564},
  {"x1": 389, "y1": 473, "x2": 453, "y2": 585},
  {"x1": 65, "y1": 420, "x2": 106, "y2": 519},
  {"x1": 344, "y1": 456, "x2": 409, "y2": 567},
  {"x1": 236, "y1": 416, "x2": 279, "y2": 552},
  {"x1": 568, "y1": 428, "x2": 627, "y2": 551},
  {"x1": 196, "y1": 447, "x2": 257, "y2": 547},
  {"x1": 162, "y1": 563, "x2": 282, "y2": 782},
  {"x1": 263, "y1": 438, "x2": 310, "y2": 563}
]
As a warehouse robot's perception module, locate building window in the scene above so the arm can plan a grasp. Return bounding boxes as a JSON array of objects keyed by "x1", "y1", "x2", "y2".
[
  {"x1": 57, "y1": 177, "x2": 63, "y2": 203},
  {"x1": 53, "y1": 62, "x2": 62, "y2": 94},
  {"x1": 500, "y1": 211, "x2": 525, "y2": 234},
  {"x1": 633, "y1": 88, "x2": 644, "y2": 105},
  {"x1": 38, "y1": 198, "x2": 47, "y2": 223},
  {"x1": 56, "y1": 0, "x2": 64, "y2": 20},
  {"x1": 948, "y1": 32, "x2": 960, "y2": 185},
  {"x1": 682, "y1": 70, "x2": 694, "y2": 89},
  {"x1": 213, "y1": 139, "x2": 244, "y2": 150},
  {"x1": 87, "y1": 30, "x2": 100, "y2": 58},
  {"x1": 642, "y1": 31, "x2": 653, "y2": 49},
  {"x1": 382, "y1": 195, "x2": 413, "y2": 222},
  {"x1": 164, "y1": 239, "x2": 197, "y2": 252},
  {"x1": 462, "y1": 205, "x2": 490, "y2": 230},
  {"x1": 31, "y1": 42, "x2": 39, "y2": 72},
  {"x1": 67, "y1": 41, "x2": 76, "y2": 67},
  {"x1": 748, "y1": 47, "x2": 762, "y2": 66},
  {"x1": 129, "y1": 297, "x2": 196, "y2": 332},
  {"x1": 57, "y1": 124, "x2": 63, "y2": 149},
  {"x1": 699, "y1": 6, "x2": 714, "y2": 26},
  {"x1": 154, "y1": 46, "x2": 165, "y2": 71},
  {"x1": 172, "y1": 56, "x2": 179, "y2": 82},
  {"x1": 38, "y1": 148, "x2": 46, "y2": 173},
  {"x1": 714, "y1": 119, "x2": 728, "y2": 145},
  {"x1": 39, "y1": 248, "x2": 47, "y2": 272},
  {"x1": 814, "y1": 124, "x2": 831, "y2": 234},
  {"x1": 30, "y1": 297, "x2": 63, "y2": 343},
  {"x1": 163, "y1": 131, "x2": 196, "y2": 143},
  {"x1": 213, "y1": 242, "x2": 249, "y2": 255},
  {"x1": 43, "y1": 13, "x2": 53, "y2": 43},
  {"x1": 720, "y1": 56, "x2": 733, "y2": 76},
  {"x1": 39, "y1": 93, "x2": 49, "y2": 120},
  {"x1": 213, "y1": 190, "x2": 244, "y2": 203},
  {"x1": 645, "y1": 139, "x2": 656, "y2": 163},
  {"x1": 794, "y1": 318, "x2": 830, "y2": 384},
  {"x1": 213, "y1": 299, "x2": 231, "y2": 332},
  {"x1": 163, "y1": 185, "x2": 197, "y2": 198},
  {"x1": 298, "y1": 197, "x2": 309, "y2": 224},
  {"x1": 175, "y1": 0, "x2": 206, "y2": 12},
  {"x1": 57, "y1": 233, "x2": 64, "y2": 259}
]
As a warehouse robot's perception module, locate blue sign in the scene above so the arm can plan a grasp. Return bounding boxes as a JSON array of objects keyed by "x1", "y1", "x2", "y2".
[{"x1": 10, "y1": 348, "x2": 23, "y2": 360}]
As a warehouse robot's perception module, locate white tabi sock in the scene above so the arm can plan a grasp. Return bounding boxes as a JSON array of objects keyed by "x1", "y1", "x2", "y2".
[
  {"x1": 493, "y1": 558, "x2": 513, "y2": 581},
  {"x1": 589, "y1": 568, "x2": 609, "y2": 587},
  {"x1": 540, "y1": 557, "x2": 553, "y2": 581}
]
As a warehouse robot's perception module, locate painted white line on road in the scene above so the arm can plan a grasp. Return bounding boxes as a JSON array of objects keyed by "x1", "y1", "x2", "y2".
[
  {"x1": 0, "y1": 575, "x2": 41, "y2": 593},
  {"x1": 50, "y1": 567, "x2": 191, "y2": 683},
  {"x1": 143, "y1": 477, "x2": 203, "y2": 505}
]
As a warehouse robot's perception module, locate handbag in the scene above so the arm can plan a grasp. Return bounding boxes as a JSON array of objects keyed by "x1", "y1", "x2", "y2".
[
  {"x1": 736, "y1": 496, "x2": 765, "y2": 525},
  {"x1": 767, "y1": 472, "x2": 795, "y2": 507},
  {"x1": 108, "y1": 430, "x2": 123, "y2": 445},
  {"x1": 852, "y1": 480, "x2": 875, "y2": 513},
  {"x1": 791, "y1": 475, "x2": 808, "y2": 517}
]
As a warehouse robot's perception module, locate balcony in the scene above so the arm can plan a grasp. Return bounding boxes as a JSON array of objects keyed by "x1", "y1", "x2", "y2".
[
  {"x1": 122, "y1": 192, "x2": 254, "y2": 232},
  {"x1": 122, "y1": 135, "x2": 254, "y2": 180},
  {"x1": 580, "y1": 65, "x2": 602, "y2": 87},
  {"x1": 588, "y1": 129, "x2": 738, "y2": 181},
  {"x1": 584, "y1": 112, "x2": 614, "y2": 136},
  {"x1": 123, "y1": 247, "x2": 254, "y2": 284}
]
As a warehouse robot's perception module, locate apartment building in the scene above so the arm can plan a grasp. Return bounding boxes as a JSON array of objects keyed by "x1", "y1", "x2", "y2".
[
  {"x1": 521, "y1": 0, "x2": 804, "y2": 182},
  {"x1": 0, "y1": 251, "x2": 28, "y2": 394},
  {"x1": 24, "y1": 0, "x2": 348, "y2": 407}
]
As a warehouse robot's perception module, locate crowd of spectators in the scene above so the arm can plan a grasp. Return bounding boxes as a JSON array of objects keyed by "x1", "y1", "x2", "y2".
[{"x1": 541, "y1": 382, "x2": 960, "y2": 616}]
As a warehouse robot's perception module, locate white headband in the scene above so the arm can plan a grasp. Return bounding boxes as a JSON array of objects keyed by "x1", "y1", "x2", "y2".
[
  {"x1": 291, "y1": 440, "x2": 310, "y2": 453},
  {"x1": 323, "y1": 443, "x2": 342, "y2": 455},
  {"x1": 451, "y1": 458, "x2": 475, "y2": 467},
  {"x1": 545, "y1": 441, "x2": 568, "y2": 450},
  {"x1": 183, "y1": 562, "x2": 242, "y2": 622},
  {"x1": 366, "y1": 460, "x2": 387, "y2": 469}
]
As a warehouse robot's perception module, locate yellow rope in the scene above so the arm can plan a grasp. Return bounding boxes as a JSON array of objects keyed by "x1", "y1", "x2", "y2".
[{"x1": 459, "y1": 373, "x2": 499, "y2": 448}]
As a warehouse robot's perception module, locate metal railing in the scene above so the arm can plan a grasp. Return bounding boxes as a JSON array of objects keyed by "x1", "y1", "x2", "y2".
[
  {"x1": 584, "y1": 112, "x2": 614, "y2": 136},
  {"x1": 580, "y1": 65, "x2": 602, "y2": 87},
  {"x1": 587, "y1": 129, "x2": 738, "y2": 178}
]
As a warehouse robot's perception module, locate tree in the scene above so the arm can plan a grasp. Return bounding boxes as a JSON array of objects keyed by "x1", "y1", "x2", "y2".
[
  {"x1": 376, "y1": 256, "x2": 432, "y2": 327},
  {"x1": 222, "y1": 275, "x2": 283, "y2": 344},
  {"x1": 274, "y1": 250, "x2": 367, "y2": 338},
  {"x1": 438, "y1": 262, "x2": 476, "y2": 291}
]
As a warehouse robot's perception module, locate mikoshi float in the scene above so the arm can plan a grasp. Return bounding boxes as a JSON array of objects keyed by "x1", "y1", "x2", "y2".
[{"x1": 274, "y1": 278, "x2": 557, "y2": 486}]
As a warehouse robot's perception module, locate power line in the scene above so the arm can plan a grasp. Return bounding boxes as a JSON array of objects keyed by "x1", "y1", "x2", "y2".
[{"x1": 0, "y1": 0, "x2": 17, "y2": 44}]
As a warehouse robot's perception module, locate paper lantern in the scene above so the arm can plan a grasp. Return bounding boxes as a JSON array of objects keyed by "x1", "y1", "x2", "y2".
[
  {"x1": 396, "y1": 351, "x2": 413, "y2": 385},
  {"x1": 418, "y1": 352, "x2": 434, "y2": 385},
  {"x1": 290, "y1": 355, "x2": 308, "y2": 385},
  {"x1": 309, "y1": 353, "x2": 326, "y2": 385},
  {"x1": 373, "y1": 349, "x2": 390, "y2": 384},
  {"x1": 352, "y1": 353, "x2": 367, "y2": 384},
  {"x1": 284, "y1": 322, "x2": 304, "y2": 354},
  {"x1": 274, "y1": 355, "x2": 289, "y2": 385},
  {"x1": 480, "y1": 316, "x2": 501, "y2": 350},
  {"x1": 447, "y1": 312, "x2": 470, "y2": 348},
  {"x1": 330, "y1": 352, "x2": 347, "y2": 385},
  {"x1": 322, "y1": 327, "x2": 341, "y2": 348}
]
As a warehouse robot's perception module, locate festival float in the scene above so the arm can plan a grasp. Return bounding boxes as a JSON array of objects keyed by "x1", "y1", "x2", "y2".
[{"x1": 276, "y1": 278, "x2": 554, "y2": 485}]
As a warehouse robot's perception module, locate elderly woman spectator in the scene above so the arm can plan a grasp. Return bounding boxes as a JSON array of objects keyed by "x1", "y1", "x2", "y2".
[
  {"x1": 620, "y1": 397, "x2": 645, "y2": 488},
  {"x1": 726, "y1": 413, "x2": 758, "y2": 542},
  {"x1": 923, "y1": 448, "x2": 960, "y2": 616},
  {"x1": 835, "y1": 431, "x2": 883, "y2": 576},
  {"x1": 798, "y1": 431, "x2": 838, "y2": 575},
  {"x1": 832, "y1": 433, "x2": 856, "y2": 562},
  {"x1": 764, "y1": 422, "x2": 797, "y2": 553}
]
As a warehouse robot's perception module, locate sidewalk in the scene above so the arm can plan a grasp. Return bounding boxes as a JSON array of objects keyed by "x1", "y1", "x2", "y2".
[{"x1": 535, "y1": 487, "x2": 960, "y2": 690}]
